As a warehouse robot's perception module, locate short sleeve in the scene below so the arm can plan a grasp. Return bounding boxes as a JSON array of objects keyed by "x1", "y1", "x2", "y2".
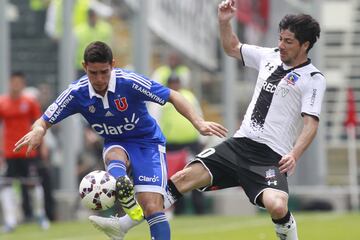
[
  {"x1": 42, "y1": 87, "x2": 78, "y2": 124},
  {"x1": 301, "y1": 74, "x2": 326, "y2": 120},
  {"x1": 241, "y1": 44, "x2": 275, "y2": 70},
  {"x1": 128, "y1": 71, "x2": 170, "y2": 105}
]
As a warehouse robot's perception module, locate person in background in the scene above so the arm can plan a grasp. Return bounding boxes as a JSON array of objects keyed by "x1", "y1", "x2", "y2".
[
  {"x1": 159, "y1": 74, "x2": 205, "y2": 216},
  {"x1": 74, "y1": 9, "x2": 112, "y2": 78},
  {"x1": 0, "y1": 72, "x2": 50, "y2": 233},
  {"x1": 151, "y1": 51, "x2": 191, "y2": 89}
]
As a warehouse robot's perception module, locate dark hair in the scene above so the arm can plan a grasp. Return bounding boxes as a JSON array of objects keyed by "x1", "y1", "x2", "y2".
[
  {"x1": 167, "y1": 73, "x2": 180, "y2": 85},
  {"x1": 11, "y1": 71, "x2": 25, "y2": 79},
  {"x1": 83, "y1": 41, "x2": 113, "y2": 64},
  {"x1": 279, "y1": 14, "x2": 320, "y2": 53}
]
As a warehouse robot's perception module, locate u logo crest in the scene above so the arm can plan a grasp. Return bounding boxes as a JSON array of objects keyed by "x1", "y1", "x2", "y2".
[{"x1": 114, "y1": 97, "x2": 128, "y2": 111}]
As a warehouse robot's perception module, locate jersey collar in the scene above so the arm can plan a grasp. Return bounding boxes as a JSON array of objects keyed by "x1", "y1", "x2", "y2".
[
  {"x1": 282, "y1": 58, "x2": 311, "y2": 71},
  {"x1": 88, "y1": 69, "x2": 116, "y2": 98}
]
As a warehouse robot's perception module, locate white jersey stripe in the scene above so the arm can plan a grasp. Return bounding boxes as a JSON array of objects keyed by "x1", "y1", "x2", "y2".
[
  {"x1": 116, "y1": 72, "x2": 152, "y2": 89},
  {"x1": 116, "y1": 72, "x2": 152, "y2": 88},
  {"x1": 57, "y1": 78, "x2": 88, "y2": 103},
  {"x1": 56, "y1": 81, "x2": 89, "y2": 105}
]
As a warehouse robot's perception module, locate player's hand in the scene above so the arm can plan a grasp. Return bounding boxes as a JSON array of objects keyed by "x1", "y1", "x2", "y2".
[
  {"x1": 218, "y1": 0, "x2": 236, "y2": 24},
  {"x1": 279, "y1": 154, "x2": 297, "y2": 175},
  {"x1": 13, "y1": 127, "x2": 45, "y2": 156},
  {"x1": 196, "y1": 121, "x2": 228, "y2": 138}
]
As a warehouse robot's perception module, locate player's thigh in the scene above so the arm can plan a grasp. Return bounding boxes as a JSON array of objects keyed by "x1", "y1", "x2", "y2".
[
  {"x1": 188, "y1": 139, "x2": 240, "y2": 192},
  {"x1": 129, "y1": 143, "x2": 167, "y2": 195},
  {"x1": 170, "y1": 162, "x2": 211, "y2": 193},
  {"x1": 239, "y1": 166, "x2": 288, "y2": 208}
]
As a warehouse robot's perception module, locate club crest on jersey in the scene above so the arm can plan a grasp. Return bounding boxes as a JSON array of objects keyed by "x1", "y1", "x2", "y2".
[
  {"x1": 88, "y1": 105, "x2": 96, "y2": 113},
  {"x1": 285, "y1": 72, "x2": 300, "y2": 85},
  {"x1": 114, "y1": 97, "x2": 128, "y2": 111}
]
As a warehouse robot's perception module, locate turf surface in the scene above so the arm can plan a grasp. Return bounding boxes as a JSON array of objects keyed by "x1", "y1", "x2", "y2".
[{"x1": 1, "y1": 212, "x2": 359, "y2": 240}]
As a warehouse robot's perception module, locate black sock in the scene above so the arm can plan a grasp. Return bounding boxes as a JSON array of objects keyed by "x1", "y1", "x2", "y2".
[
  {"x1": 272, "y1": 210, "x2": 291, "y2": 224},
  {"x1": 167, "y1": 179, "x2": 183, "y2": 201}
]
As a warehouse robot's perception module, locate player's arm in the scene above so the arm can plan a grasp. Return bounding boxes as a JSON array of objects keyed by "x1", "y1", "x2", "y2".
[
  {"x1": 218, "y1": 0, "x2": 242, "y2": 60},
  {"x1": 279, "y1": 115, "x2": 319, "y2": 174},
  {"x1": 13, "y1": 118, "x2": 52, "y2": 156},
  {"x1": 168, "y1": 89, "x2": 228, "y2": 138}
]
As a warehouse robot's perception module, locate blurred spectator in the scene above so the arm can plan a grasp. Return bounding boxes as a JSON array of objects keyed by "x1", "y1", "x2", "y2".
[
  {"x1": 45, "y1": 0, "x2": 113, "y2": 40},
  {"x1": 151, "y1": 51, "x2": 191, "y2": 89},
  {"x1": 74, "y1": 9, "x2": 113, "y2": 77},
  {"x1": 0, "y1": 72, "x2": 50, "y2": 233},
  {"x1": 77, "y1": 125, "x2": 103, "y2": 184},
  {"x1": 24, "y1": 86, "x2": 57, "y2": 222},
  {"x1": 159, "y1": 74, "x2": 206, "y2": 215}
]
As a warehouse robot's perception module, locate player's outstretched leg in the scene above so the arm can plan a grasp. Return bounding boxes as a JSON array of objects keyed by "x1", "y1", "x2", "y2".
[
  {"x1": 116, "y1": 176, "x2": 143, "y2": 221},
  {"x1": 273, "y1": 212, "x2": 298, "y2": 240},
  {"x1": 105, "y1": 160, "x2": 143, "y2": 221},
  {"x1": 89, "y1": 215, "x2": 140, "y2": 240}
]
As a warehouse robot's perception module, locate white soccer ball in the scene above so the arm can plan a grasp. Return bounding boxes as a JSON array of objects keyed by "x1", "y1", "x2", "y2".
[{"x1": 79, "y1": 170, "x2": 116, "y2": 210}]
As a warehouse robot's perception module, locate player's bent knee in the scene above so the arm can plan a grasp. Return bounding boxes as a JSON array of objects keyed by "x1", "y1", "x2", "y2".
[{"x1": 264, "y1": 196, "x2": 288, "y2": 217}]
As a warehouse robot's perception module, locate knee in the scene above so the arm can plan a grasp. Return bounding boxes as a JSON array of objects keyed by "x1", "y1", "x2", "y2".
[
  {"x1": 137, "y1": 193, "x2": 164, "y2": 217},
  {"x1": 103, "y1": 148, "x2": 128, "y2": 166},
  {"x1": 263, "y1": 194, "x2": 288, "y2": 218}
]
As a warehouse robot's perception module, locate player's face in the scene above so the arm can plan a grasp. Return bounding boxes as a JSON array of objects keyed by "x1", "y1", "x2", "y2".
[
  {"x1": 83, "y1": 61, "x2": 114, "y2": 96},
  {"x1": 9, "y1": 76, "x2": 25, "y2": 96},
  {"x1": 278, "y1": 29, "x2": 309, "y2": 67}
]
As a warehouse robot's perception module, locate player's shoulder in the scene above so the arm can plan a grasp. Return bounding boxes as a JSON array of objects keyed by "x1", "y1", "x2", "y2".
[
  {"x1": 113, "y1": 68, "x2": 152, "y2": 89},
  {"x1": 301, "y1": 63, "x2": 325, "y2": 81},
  {"x1": 54, "y1": 76, "x2": 89, "y2": 104},
  {"x1": 67, "y1": 76, "x2": 90, "y2": 93}
]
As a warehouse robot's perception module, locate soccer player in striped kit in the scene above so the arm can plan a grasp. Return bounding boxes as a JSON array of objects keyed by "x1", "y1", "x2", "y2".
[
  {"x1": 84, "y1": 1, "x2": 326, "y2": 240},
  {"x1": 13, "y1": 41, "x2": 227, "y2": 240}
]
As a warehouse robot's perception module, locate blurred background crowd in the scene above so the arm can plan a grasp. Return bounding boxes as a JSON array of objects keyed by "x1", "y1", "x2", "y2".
[{"x1": 0, "y1": 0, "x2": 359, "y2": 230}]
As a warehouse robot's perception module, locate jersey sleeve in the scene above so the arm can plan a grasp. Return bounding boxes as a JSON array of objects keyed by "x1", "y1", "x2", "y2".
[
  {"x1": 129, "y1": 72, "x2": 170, "y2": 105},
  {"x1": 301, "y1": 74, "x2": 326, "y2": 120},
  {"x1": 42, "y1": 86, "x2": 78, "y2": 124},
  {"x1": 240, "y1": 44, "x2": 275, "y2": 70}
]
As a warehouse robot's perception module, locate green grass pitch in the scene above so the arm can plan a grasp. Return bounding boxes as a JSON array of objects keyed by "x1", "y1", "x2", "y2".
[{"x1": 1, "y1": 212, "x2": 359, "y2": 240}]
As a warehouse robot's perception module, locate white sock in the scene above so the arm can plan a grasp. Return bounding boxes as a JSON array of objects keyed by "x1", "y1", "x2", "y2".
[
  {"x1": 163, "y1": 188, "x2": 176, "y2": 209},
  {"x1": 30, "y1": 184, "x2": 47, "y2": 219},
  {"x1": 0, "y1": 186, "x2": 17, "y2": 227},
  {"x1": 119, "y1": 214, "x2": 143, "y2": 232},
  {"x1": 275, "y1": 214, "x2": 298, "y2": 240}
]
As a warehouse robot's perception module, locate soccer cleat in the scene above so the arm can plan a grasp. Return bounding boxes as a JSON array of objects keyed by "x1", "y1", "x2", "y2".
[
  {"x1": 116, "y1": 176, "x2": 143, "y2": 221},
  {"x1": 89, "y1": 215, "x2": 126, "y2": 240},
  {"x1": 39, "y1": 217, "x2": 50, "y2": 230},
  {"x1": 1, "y1": 224, "x2": 15, "y2": 234}
]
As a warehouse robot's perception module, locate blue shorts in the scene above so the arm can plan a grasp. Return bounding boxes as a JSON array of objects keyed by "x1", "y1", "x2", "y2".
[{"x1": 103, "y1": 141, "x2": 167, "y2": 195}]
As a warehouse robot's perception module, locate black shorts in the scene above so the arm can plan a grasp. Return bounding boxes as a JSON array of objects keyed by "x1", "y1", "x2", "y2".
[
  {"x1": 4, "y1": 158, "x2": 41, "y2": 185},
  {"x1": 191, "y1": 137, "x2": 288, "y2": 207}
]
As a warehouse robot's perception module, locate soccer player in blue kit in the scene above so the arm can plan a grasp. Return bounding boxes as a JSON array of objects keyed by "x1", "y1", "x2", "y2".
[
  {"x1": 13, "y1": 41, "x2": 228, "y2": 240},
  {"x1": 82, "y1": 1, "x2": 326, "y2": 240}
]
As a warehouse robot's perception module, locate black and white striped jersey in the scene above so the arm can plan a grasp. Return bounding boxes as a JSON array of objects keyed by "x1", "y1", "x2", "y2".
[{"x1": 234, "y1": 44, "x2": 326, "y2": 156}]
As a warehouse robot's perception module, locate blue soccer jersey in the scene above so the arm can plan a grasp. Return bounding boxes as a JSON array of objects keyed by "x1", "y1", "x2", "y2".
[{"x1": 43, "y1": 68, "x2": 170, "y2": 144}]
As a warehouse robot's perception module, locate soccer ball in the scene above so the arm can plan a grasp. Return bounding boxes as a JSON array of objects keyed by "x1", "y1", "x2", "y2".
[{"x1": 79, "y1": 170, "x2": 116, "y2": 210}]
